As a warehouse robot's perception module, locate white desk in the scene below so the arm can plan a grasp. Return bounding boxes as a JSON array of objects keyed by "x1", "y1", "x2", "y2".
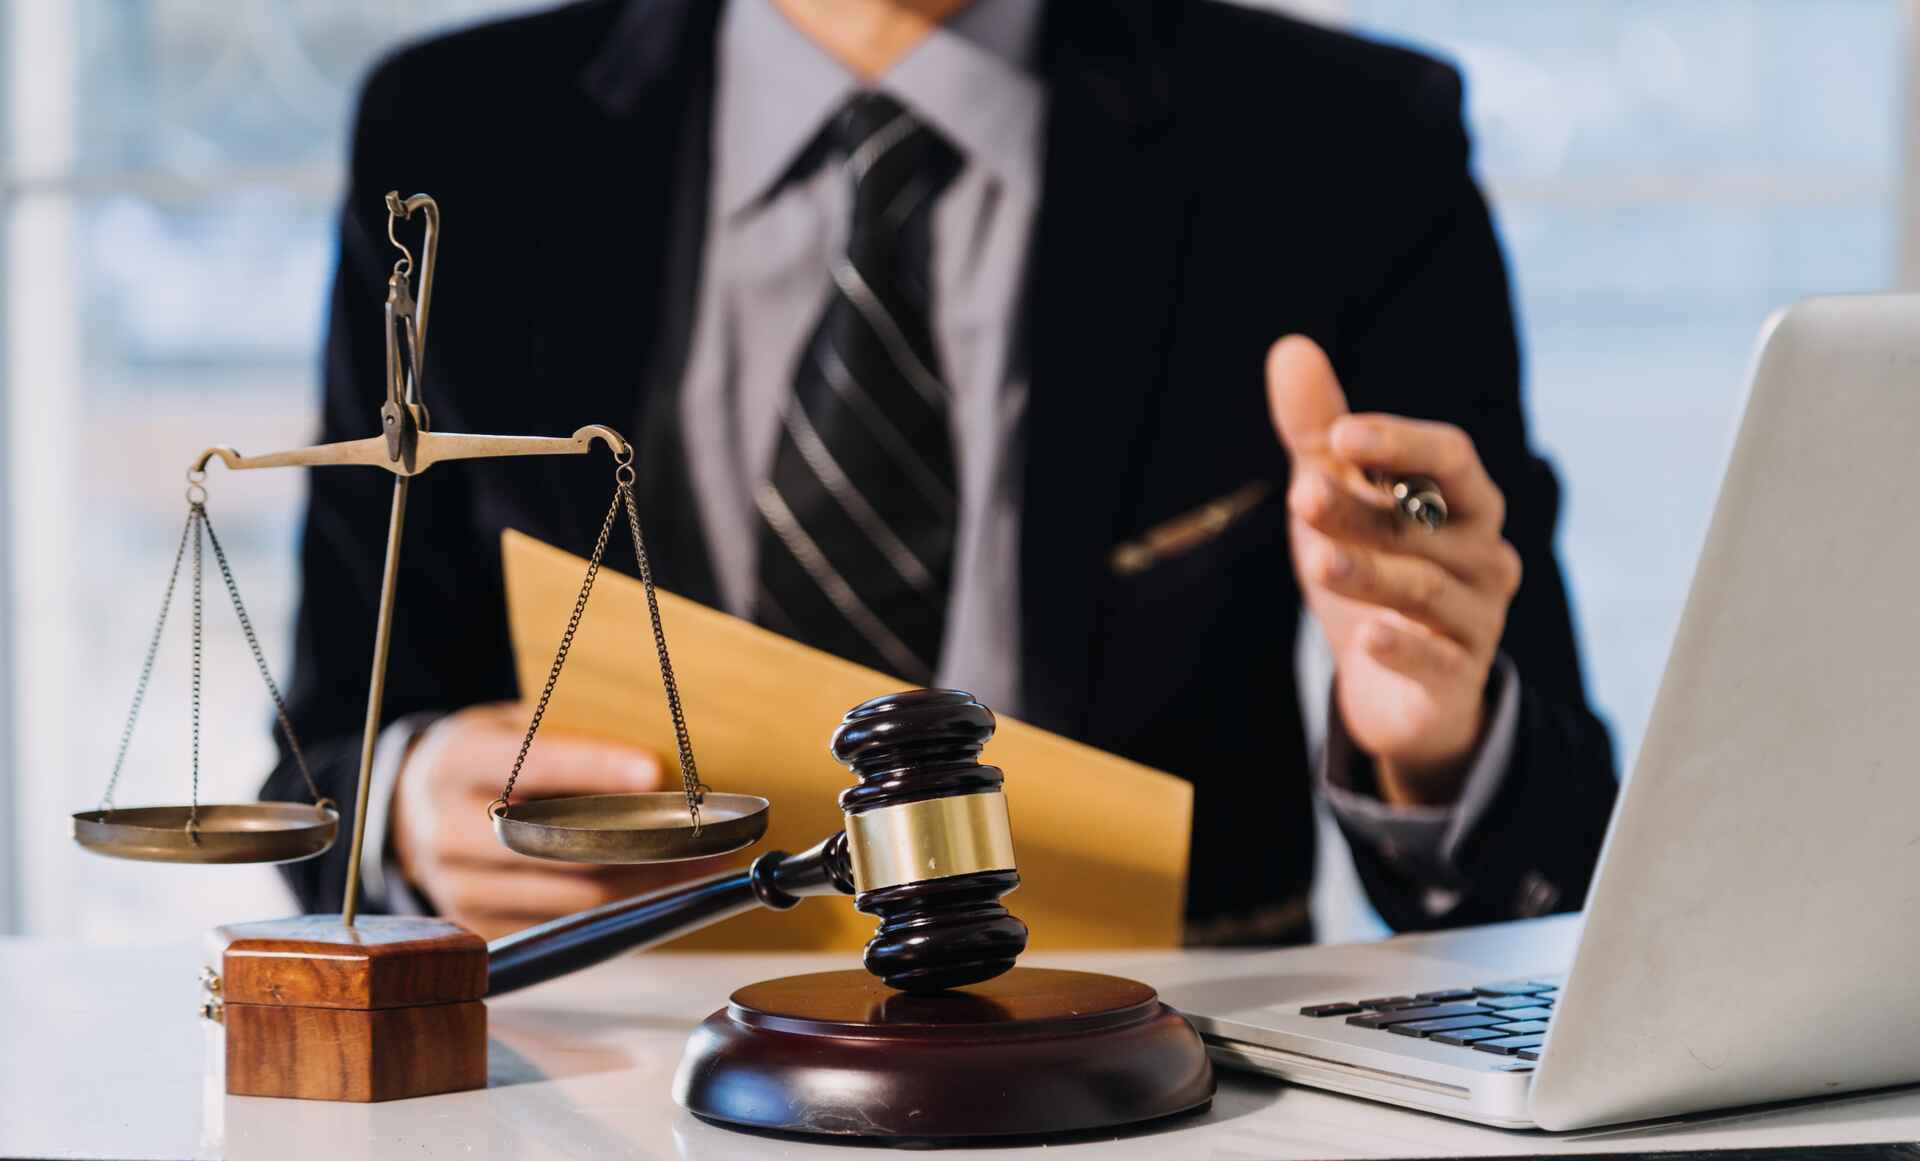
[{"x1": 5, "y1": 922, "x2": 1917, "y2": 1160}]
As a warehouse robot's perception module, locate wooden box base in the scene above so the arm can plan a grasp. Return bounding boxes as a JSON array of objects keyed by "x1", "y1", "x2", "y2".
[
  {"x1": 225, "y1": 1000, "x2": 486, "y2": 1102},
  {"x1": 210, "y1": 914, "x2": 489, "y2": 1103}
]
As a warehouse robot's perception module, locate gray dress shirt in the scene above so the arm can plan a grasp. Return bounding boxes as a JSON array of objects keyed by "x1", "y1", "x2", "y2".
[
  {"x1": 681, "y1": 0, "x2": 1043, "y2": 715},
  {"x1": 360, "y1": 0, "x2": 1520, "y2": 920}
]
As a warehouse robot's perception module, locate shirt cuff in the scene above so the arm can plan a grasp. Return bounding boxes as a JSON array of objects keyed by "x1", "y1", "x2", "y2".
[
  {"x1": 1318, "y1": 652, "x2": 1521, "y2": 884},
  {"x1": 359, "y1": 711, "x2": 443, "y2": 917}
]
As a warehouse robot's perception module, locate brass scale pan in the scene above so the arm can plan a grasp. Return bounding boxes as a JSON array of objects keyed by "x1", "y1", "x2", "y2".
[
  {"x1": 73, "y1": 803, "x2": 341, "y2": 865},
  {"x1": 493, "y1": 793, "x2": 770, "y2": 864}
]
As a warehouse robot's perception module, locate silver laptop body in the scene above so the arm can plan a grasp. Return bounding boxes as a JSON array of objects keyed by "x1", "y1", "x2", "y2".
[{"x1": 1169, "y1": 295, "x2": 1920, "y2": 1130}]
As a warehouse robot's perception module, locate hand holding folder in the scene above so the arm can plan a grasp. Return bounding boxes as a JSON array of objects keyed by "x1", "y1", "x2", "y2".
[{"x1": 500, "y1": 528, "x2": 1193, "y2": 951}]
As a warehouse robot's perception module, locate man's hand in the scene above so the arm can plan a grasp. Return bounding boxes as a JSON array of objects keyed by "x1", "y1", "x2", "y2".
[
  {"x1": 391, "y1": 703, "x2": 727, "y2": 938},
  {"x1": 1265, "y1": 335, "x2": 1522, "y2": 806}
]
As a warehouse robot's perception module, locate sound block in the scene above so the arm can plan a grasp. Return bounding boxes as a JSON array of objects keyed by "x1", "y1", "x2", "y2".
[{"x1": 674, "y1": 967, "x2": 1214, "y2": 1140}]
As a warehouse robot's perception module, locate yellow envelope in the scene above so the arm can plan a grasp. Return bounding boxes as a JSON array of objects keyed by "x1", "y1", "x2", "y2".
[{"x1": 500, "y1": 528, "x2": 1192, "y2": 951}]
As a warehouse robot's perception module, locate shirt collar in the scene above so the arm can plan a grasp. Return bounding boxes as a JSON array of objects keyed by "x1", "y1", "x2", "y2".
[{"x1": 714, "y1": 0, "x2": 1046, "y2": 221}]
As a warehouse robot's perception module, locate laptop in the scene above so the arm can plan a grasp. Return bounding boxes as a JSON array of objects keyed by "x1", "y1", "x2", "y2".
[{"x1": 1166, "y1": 294, "x2": 1920, "y2": 1131}]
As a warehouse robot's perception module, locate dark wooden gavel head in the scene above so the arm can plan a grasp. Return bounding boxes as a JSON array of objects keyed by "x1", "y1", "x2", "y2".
[
  {"x1": 832, "y1": 689, "x2": 1030, "y2": 993},
  {"x1": 483, "y1": 690, "x2": 1032, "y2": 1000}
]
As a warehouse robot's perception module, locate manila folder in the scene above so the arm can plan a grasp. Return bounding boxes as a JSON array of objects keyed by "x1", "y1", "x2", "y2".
[{"x1": 501, "y1": 528, "x2": 1192, "y2": 951}]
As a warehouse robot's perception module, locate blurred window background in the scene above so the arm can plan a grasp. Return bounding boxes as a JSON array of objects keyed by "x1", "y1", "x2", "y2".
[{"x1": 0, "y1": 0, "x2": 1909, "y2": 942}]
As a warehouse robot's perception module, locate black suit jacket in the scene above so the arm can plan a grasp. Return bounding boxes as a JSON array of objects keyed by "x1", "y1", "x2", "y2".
[{"x1": 268, "y1": 0, "x2": 1618, "y2": 940}]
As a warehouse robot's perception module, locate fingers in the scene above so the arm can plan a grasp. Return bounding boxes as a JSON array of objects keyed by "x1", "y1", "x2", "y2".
[
  {"x1": 1264, "y1": 333, "x2": 1501, "y2": 528},
  {"x1": 417, "y1": 798, "x2": 539, "y2": 865},
  {"x1": 432, "y1": 866, "x2": 643, "y2": 922},
  {"x1": 1266, "y1": 335, "x2": 1351, "y2": 459},
  {"x1": 433, "y1": 861, "x2": 727, "y2": 939},
  {"x1": 431, "y1": 715, "x2": 664, "y2": 797},
  {"x1": 1295, "y1": 523, "x2": 1502, "y2": 652},
  {"x1": 1329, "y1": 414, "x2": 1504, "y2": 529},
  {"x1": 393, "y1": 702, "x2": 672, "y2": 908},
  {"x1": 1288, "y1": 467, "x2": 1519, "y2": 588},
  {"x1": 507, "y1": 734, "x2": 665, "y2": 796},
  {"x1": 466, "y1": 725, "x2": 668, "y2": 798},
  {"x1": 1355, "y1": 615, "x2": 1477, "y2": 689}
]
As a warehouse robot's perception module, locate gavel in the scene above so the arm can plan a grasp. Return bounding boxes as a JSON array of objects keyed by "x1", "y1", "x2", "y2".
[{"x1": 486, "y1": 689, "x2": 1030, "y2": 996}]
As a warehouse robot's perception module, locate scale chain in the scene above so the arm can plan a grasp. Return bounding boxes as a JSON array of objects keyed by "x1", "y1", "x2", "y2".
[
  {"x1": 100, "y1": 508, "x2": 196, "y2": 814},
  {"x1": 190, "y1": 503, "x2": 204, "y2": 836},
  {"x1": 498, "y1": 457, "x2": 705, "y2": 832},
  {"x1": 619, "y1": 479, "x2": 704, "y2": 826},
  {"x1": 96, "y1": 487, "x2": 327, "y2": 828},
  {"x1": 497, "y1": 487, "x2": 620, "y2": 812},
  {"x1": 202, "y1": 511, "x2": 324, "y2": 806}
]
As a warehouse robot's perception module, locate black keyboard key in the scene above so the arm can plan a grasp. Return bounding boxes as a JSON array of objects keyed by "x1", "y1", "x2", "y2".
[
  {"x1": 1473, "y1": 1034, "x2": 1546, "y2": 1056},
  {"x1": 1524, "y1": 980, "x2": 1563, "y2": 990},
  {"x1": 1299, "y1": 1003, "x2": 1363, "y2": 1018},
  {"x1": 1414, "y1": 988, "x2": 1476, "y2": 1003},
  {"x1": 1356, "y1": 996, "x2": 1418, "y2": 1010},
  {"x1": 1477, "y1": 994, "x2": 1538, "y2": 1010},
  {"x1": 1431, "y1": 1027, "x2": 1507, "y2": 1046},
  {"x1": 1492, "y1": 1020, "x2": 1550, "y2": 1035},
  {"x1": 1387, "y1": 1014, "x2": 1506, "y2": 1038},
  {"x1": 1346, "y1": 1002, "x2": 1489, "y2": 1030},
  {"x1": 1518, "y1": 1048, "x2": 1543, "y2": 1061},
  {"x1": 1475, "y1": 982, "x2": 1549, "y2": 997},
  {"x1": 1496, "y1": 1006, "x2": 1553, "y2": 1022}
]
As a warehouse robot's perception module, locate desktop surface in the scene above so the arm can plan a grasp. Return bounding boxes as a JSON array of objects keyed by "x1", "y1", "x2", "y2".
[{"x1": 4, "y1": 920, "x2": 1917, "y2": 1160}]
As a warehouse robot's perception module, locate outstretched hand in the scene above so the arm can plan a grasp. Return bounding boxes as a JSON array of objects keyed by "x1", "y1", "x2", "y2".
[{"x1": 1265, "y1": 336, "x2": 1521, "y2": 805}]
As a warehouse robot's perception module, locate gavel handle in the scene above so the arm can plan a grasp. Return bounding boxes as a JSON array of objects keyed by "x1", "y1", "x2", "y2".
[{"x1": 485, "y1": 832, "x2": 854, "y2": 997}]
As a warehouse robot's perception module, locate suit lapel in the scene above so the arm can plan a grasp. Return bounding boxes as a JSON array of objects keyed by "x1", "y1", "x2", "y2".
[
  {"x1": 1020, "y1": 1, "x2": 1190, "y2": 733},
  {"x1": 529, "y1": 0, "x2": 722, "y2": 603}
]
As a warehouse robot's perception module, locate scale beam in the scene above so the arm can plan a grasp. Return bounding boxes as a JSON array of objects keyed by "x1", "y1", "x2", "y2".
[{"x1": 191, "y1": 425, "x2": 630, "y2": 479}]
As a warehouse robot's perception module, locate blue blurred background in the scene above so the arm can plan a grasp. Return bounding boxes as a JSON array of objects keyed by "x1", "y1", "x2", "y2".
[{"x1": 0, "y1": 0, "x2": 1905, "y2": 941}]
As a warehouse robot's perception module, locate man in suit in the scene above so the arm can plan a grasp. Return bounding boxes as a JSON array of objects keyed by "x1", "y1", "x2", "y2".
[{"x1": 267, "y1": 0, "x2": 1617, "y2": 943}]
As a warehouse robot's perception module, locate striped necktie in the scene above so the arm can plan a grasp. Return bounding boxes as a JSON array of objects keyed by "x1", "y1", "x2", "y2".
[{"x1": 753, "y1": 92, "x2": 963, "y2": 681}]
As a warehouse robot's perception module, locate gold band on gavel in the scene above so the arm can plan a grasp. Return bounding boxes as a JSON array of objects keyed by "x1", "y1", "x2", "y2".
[{"x1": 844, "y1": 791, "x2": 1017, "y2": 893}]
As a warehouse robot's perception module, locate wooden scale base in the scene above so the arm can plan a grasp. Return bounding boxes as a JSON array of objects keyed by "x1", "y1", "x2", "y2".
[
  {"x1": 210, "y1": 915, "x2": 488, "y2": 1103},
  {"x1": 675, "y1": 967, "x2": 1216, "y2": 1140}
]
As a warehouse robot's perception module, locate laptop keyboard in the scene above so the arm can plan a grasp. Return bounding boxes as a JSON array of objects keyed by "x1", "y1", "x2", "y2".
[{"x1": 1298, "y1": 977, "x2": 1565, "y2": 1061}]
